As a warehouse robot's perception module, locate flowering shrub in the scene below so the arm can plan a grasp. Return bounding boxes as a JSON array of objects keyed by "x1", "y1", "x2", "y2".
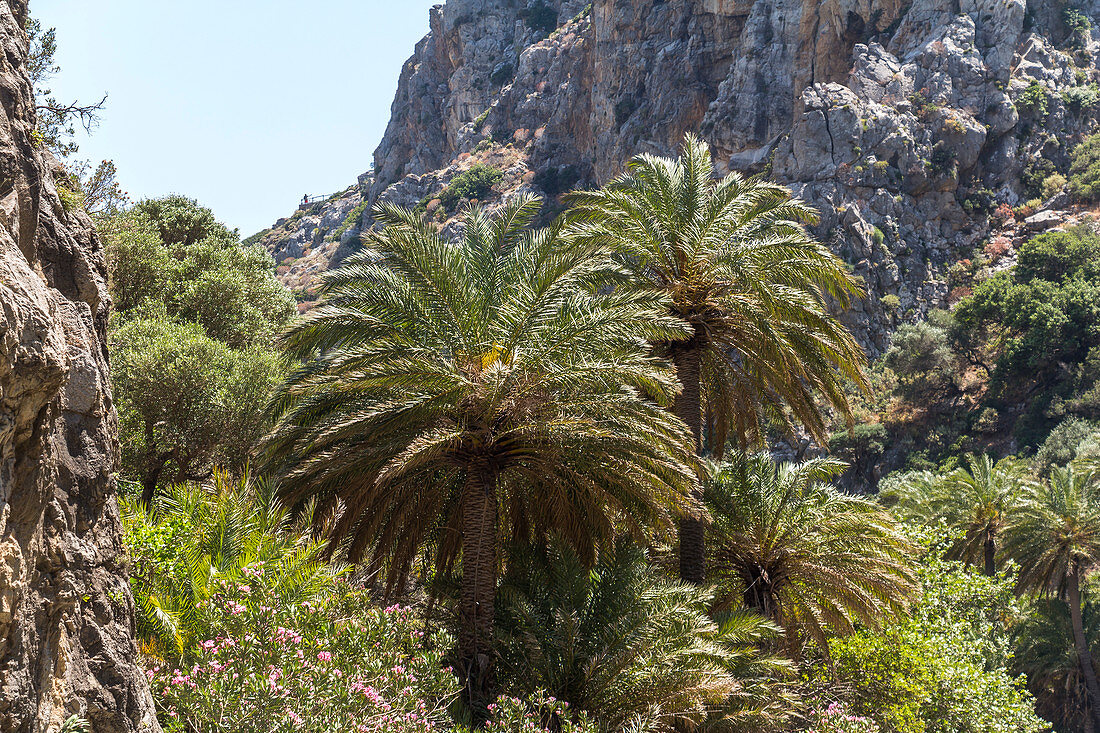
[
  {"x1": 148, "y1": 566, "x2": 459, "y2": 732},
  {"x1": 477, "y1": 694, "x2": 600, "y2": 733},
  {"x1": 806, "y1": 703, "x2": 881, "y2": 733}
]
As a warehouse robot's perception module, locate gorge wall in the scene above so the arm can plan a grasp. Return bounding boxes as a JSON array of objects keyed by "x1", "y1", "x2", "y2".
[
  {"x1": 252, "y1": 0, "x2": 1100, "y2": 353},
  {"x1": 0, "y1": 1, "x2": 159, "y2": 730}
]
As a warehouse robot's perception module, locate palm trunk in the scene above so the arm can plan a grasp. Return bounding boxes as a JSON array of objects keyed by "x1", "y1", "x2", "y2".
[
  {"x1": 140, "y1": 452, "x2": 171, "y2": 508},
  {"x1": 1068, "y1": 561, "x2": 1100, "y2": 732},
  {"x1": 672, "y1": 347, "x2": 705, "y2": 584},
  {"x1": 983, "y1": 534, "x2": 996, "y2": 577},
  {"x1": 458, "y1": 466, "x2": 499, "y2": 722}
]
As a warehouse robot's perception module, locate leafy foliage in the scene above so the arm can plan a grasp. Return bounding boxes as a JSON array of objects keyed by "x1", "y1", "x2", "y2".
[
  {"x1": 883, "y1": 454, "x2": 1030, "y2": 574},
  {"x1": 123, "y1": 471, "x2": 340, "y2": 661},
  {"x1": 147, "y1": 575, "x2": 459, "y2": 732},
  {"x1": 706, "y1": 454, "x2": 917, "y2": 651},
  {"x1": 438, "y1": 164, "x2": 504, "y2": 213},
  {"x1": 1069, "y1": 133, "x2": 1100, "y2": 202},
  {"x1": 951, "y1": 226, "x2": 1100, "y2": 448},
  {"x1": 566, "y1": 133, "x2": 867, "y2": 451},
  {"x1": 494, "y1": 538, "x2": 789, "y2": 732},
  {"x1": 264, "y1": 195, "x2": 698, "y2": 715},
  {"x1": 818, "y1": 554, "x2": 1045, "y2": 733},
  {"x1": 111, "y1": 314, "x2": 284, "y2": 498}
]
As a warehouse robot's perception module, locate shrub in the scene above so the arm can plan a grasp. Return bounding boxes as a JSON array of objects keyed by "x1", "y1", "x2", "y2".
[
  {"x1": 927, "y1": 142, "x2": 956, "y2": 176},
  {"x1": 147, "y1": 573, "x2": 460, "y2": 732},
  {"x1": 1017, "y1": 80, "x2": 1050, "y2": 117},
  {"x1": 331, "y1": 199, "x2": 368, "y2": 241},
  {"x1": 533, "y1": 164, "x2": 580, "y2": 197},
  {"x1": 984, "y1": 236, "x2": 1012, "y2": 260},
  {"x1": 1041, "y1": 172, "x2": 1068, "y2": 200},
  {"x1": 57, "y1": 184, "x2": 84, "y2": 212},
  {"x1": 1063, "y1": 83, "x2": 1100, "y2": 112},
  {"x1": 438, "y1": 164, "x2": 503, "y2": 212},
  {"x1": 1069, "y1": 133, "x2": 1100, "y2": 202},
  {"x1": 805, "y1": 704, "x2": 882, "y2": 733},
  {"x1": 883, "y1": 321, "x2": 959, "y2": 401},
  {"x1": 1034, "y1": 416, "x2": 1099, "y2": 473},
  {"x1": 881, "y1": 293, "x2": 901, "y2": 312},
  {"x1": 993, "y1": 202, "x2": 1014, "y2": 222},
  {"x1": 817, "y1": 556, "x2": 1045, "y2": 733}
]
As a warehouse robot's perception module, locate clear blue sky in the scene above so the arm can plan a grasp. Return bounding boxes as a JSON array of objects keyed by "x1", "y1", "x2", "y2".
[{"x1": 32, "y1": 0, "x2": 441, "y2": 236}]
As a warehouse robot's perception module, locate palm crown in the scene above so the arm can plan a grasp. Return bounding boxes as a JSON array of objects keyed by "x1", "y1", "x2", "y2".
[
  {"x1": 566, "y1": 134, "x2": 867, "y2": 450},
  {"x1": 706, "y1": 453, "x2": 916, "y2": 652},
  {"x1": 263, "y1": 195, "x2": 700, "y2": 715},
  {"x1": 885, "y1": 453, "x2": 1029, "y2": 575}
]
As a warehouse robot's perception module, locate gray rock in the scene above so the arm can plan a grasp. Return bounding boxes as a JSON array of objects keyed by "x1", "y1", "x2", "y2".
[{"x1": 0, "y1": 2, "x2": 159, "y2": 730}]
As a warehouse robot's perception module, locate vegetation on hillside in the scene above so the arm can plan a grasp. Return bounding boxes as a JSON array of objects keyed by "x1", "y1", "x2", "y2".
[{"x1": 97, "y1": 139, "x2": 1098, "y2": 733}]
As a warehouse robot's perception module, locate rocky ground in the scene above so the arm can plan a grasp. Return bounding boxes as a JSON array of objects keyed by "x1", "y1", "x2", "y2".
[{"x1": 255, "y1": 0, "x2": 1100, "y2": 358}]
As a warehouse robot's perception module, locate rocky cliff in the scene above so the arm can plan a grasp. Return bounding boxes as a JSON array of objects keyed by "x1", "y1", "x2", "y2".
[
  {"x1": 0, "y1": 1, "x2": 159, "y2": 730},
  {"x1": 252, "y1": 0, "x2": 1100, "y2": 354}
]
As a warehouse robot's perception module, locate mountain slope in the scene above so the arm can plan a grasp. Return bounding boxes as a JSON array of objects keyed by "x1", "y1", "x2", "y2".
[{"x1": 253, "y1": 0, "x2": 1100, "y2": 354}]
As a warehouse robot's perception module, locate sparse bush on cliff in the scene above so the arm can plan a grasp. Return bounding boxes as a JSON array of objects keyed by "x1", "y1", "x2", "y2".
[
  {"x1": 1069, "y1": 133, "x2": 1100, "y2": 201},
  {"x1": 437, "y1": 163, "x2": 503, "y2": 212}
]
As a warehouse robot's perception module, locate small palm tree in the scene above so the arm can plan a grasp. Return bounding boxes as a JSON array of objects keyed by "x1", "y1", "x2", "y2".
[
  {"x1": 567, "y1": 134, "x2": 867, "y2": 583},
  {"x1": 706, "y1": 453, "x2": 917, "y2": 652},
  {"x1": 494, "y1": 537, "x2": 789, "y2": 732},
  {"x1": 885, "y1": 454, "x2": 1030, "y2": 575},
  {"x1": 122, "y1": 469, "x2": 337, "y2": 661},
  {"x1": 263, "y1": 196, "x2": 699, "y2": 717},
  {"x1": 1003, "y1": 460, "x2": 1100, "y2": 731}
]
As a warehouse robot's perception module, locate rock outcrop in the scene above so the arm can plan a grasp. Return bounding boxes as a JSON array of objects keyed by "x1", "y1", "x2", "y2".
[
  {"x1": 0, "y1": 1, "x2": 159, "y2": 730},
  {"x1": 254, "y1": 0, "x2": 1100, "y2": 354}
]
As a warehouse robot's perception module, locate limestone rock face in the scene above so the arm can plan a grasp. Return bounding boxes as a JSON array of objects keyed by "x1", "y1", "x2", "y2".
[
  {"x1": 258, "y1": 0, "x2": 1100, "y2": 353},
  {"x1": 0, "y1": 2, "x2": 159, "y2": 730}
]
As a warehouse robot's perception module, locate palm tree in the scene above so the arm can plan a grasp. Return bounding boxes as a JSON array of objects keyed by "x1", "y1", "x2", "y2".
[
  {"x1": 122, "y1": 469, "x2": 338, "y2": 661},
  {"x1": 1003, "y1": 460, "x2": 1100, "y2": 731},
  {"x1": 1014, "y1": 595, "x2": 1100, "y2": 732},
  {"x1": 263, "y1": 196, "x2": 700, "y2": 717},
  {"x1": 706, "y1": 453, "x2": 917, "y2": 652},
  {"x1": 494, "y1": 537, "x2": 790, "y2": 732},
  {"x1": 884, "y1": 454, "x2": 1029, "y2": 575},
  {"x1": 567, "y1": 134, "x2": 867, "y2": 583}
]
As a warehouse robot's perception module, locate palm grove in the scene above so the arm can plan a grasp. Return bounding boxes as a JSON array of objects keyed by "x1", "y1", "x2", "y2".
[
  {"x1": 21, "y1": 6, "x2": 1086, "y2": 729},
  {"x1": 95, "y1": 136, "x2": 1095, "y2": 733}
]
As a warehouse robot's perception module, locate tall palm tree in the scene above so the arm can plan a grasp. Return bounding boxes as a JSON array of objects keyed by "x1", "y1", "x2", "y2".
[
  {"x1": 494, "y1": 537, "x2": 790, "y2": 732},
  {"x1": 706, "y1": 453, "x2": 917, "y2": 652},
  {"x1": 263, "y1": 196, "x2": 700, "y2": 718},
  {"x1": 1003, "y1": 460, "x2": 1100, "y2": 731},
  {"x1": 567, "y1": 134, "x2": 867, "y2": 583},
  {"x1": 884, "y1": 454, "x2": 1030, "y2": 575}
]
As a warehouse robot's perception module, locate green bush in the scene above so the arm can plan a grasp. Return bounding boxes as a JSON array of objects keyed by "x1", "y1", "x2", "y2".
[
  {"x1": 1034, "y1": 416, "x2": 1098, "y2": 474},
  {"x1": 1041, "y1": 172, "x2": 1067, "y2": 200},
  {"x1": 331, "y1": 199, "x2": 368, "y2": 241},
  {"x1": 438, "y1": 164, "x2": 503, "y2": 212},
  {"x1": 883, "y1": 320, "x2": 959, "y2": 401},
  {"x1": 1069, "y1": 133, "x2": 1100, "y2": 202},
  {"x1": 1063, "y1": 83, "x2": 1100, "y2": 112},
  {"x1": 818, "y1": 555, "x2": 1045, "y2": 733},
  {"x1": 145, "y1": 570, "x2": 460, "y2": 732},
  {"x1": 1017, "y1": 80, "x2": 1051, "y2": 117}
]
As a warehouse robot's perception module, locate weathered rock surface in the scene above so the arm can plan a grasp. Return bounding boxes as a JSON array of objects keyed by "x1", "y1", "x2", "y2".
[
  {"x1": 0, "y1": 1, "x2": 159, "y2": 730},
  {"x1": 256, "y1": 0, "x2": 1100, "y2": 354}
]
